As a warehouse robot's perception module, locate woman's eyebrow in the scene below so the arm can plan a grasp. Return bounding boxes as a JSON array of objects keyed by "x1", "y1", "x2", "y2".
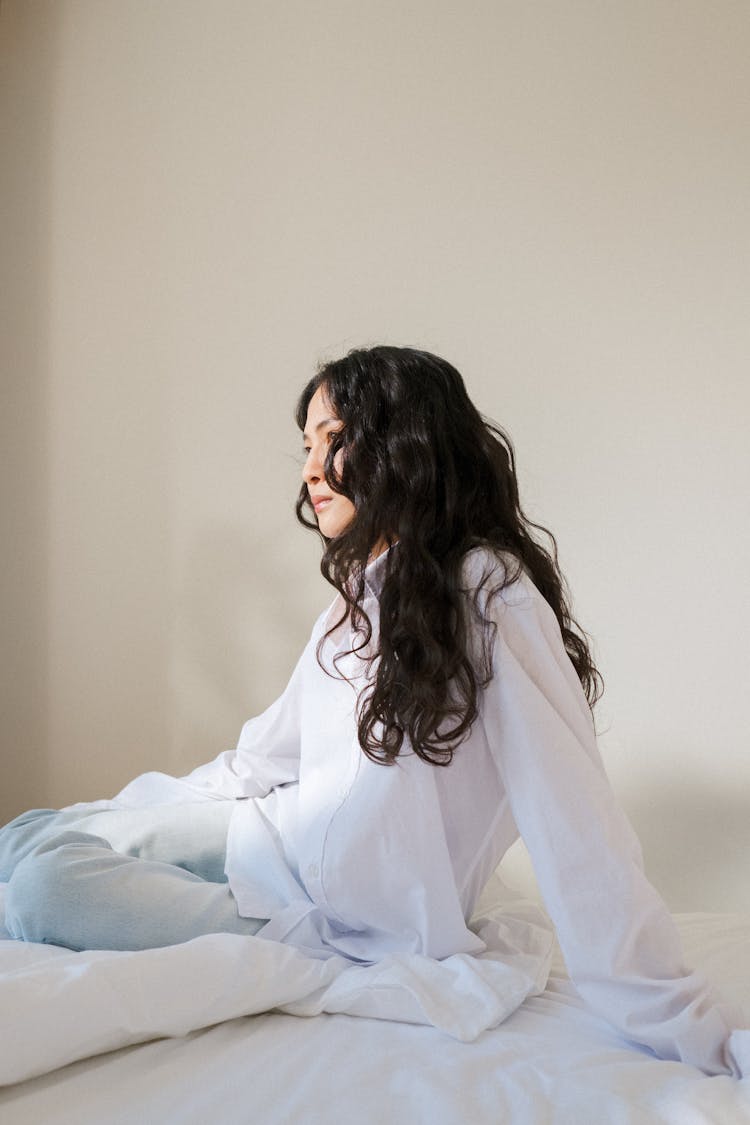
[{"x1": 302, "y1": 418, "x2": 340, "y2": 442}]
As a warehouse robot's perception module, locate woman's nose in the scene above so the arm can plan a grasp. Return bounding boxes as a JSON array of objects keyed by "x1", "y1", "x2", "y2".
[{"x1": 302, "y1": 450, "x2": 321, "y2": 485}]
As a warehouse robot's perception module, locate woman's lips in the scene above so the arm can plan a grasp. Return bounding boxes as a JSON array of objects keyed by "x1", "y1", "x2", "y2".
[{"x1": 311, "y1": 496, "x2": 333, "y2": 513}]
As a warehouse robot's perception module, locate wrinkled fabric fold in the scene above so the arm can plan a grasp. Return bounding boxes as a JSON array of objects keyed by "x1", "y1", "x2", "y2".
[{"x1": 0, "y1": 881, "x2": 552, "y2": 1087}]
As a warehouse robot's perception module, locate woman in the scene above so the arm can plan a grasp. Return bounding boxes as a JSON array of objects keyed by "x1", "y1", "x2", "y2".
[{"x1": 0, "y1": 345, "x2": 744, "y2": 1075}]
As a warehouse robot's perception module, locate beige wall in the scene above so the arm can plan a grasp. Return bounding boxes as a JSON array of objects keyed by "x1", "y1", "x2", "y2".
[{"x1": 2, "y1": 1, "x2": 749, "y2": 910}]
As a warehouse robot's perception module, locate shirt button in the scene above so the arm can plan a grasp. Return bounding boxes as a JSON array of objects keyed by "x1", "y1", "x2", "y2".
[{"x1": 307, "y1": 863, "x2": 319, "y2": 878}]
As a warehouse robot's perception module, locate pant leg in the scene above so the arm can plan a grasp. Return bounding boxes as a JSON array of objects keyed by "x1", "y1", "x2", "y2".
[
  {"x1": 69, "y1": 802, "x2": 235, "y2": 882},
  {"x1": 0, "y1": 802, "x2": 234, "y2": 883},
  {"x1": 4, "y1": 830, "x2": 265, "y2": 951},
  {"x1": 0, "y1": 808, "x2": 87, "y2": 881}
]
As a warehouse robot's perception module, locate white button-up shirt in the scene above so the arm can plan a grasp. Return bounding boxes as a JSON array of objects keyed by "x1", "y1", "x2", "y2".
[{"x1": 114, "y1": 546, "x2": 742, "y2": 1074}]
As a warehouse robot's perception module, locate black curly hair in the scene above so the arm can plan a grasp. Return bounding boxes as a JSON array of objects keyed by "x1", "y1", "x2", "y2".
[{"x1": 295, "y1": 345, "x2": 601, "y2": 766}]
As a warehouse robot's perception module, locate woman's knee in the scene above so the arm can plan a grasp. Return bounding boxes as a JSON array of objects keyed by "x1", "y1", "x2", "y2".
[
  {"x1": 0, "y1": 809, "x2": 61, "y2": 881},
  {"x1": 4, "y1": 831, "x2": 112, "y2": 947}
]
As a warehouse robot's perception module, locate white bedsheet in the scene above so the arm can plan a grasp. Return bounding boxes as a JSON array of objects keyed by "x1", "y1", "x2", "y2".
[
  {"x1": 0, "y1": 877, "x2": 554, "y2": 1085},
  {"x1": 1, "y1": 888, "x2": 750, "y2": 1123}
]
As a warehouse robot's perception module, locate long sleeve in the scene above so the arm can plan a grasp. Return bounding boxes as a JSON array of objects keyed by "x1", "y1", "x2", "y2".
[
  {"x1": 175, "y1": 659, "x2": 304, "y2": 800},
  {"x1": 109, "y1": 670, "x2": 302, "y2": 807},
  {"x1": 111, "y1": 605, "x2": 334, "y2": 809},
  {"x1": 483, "y1": 579, "x2": 744, "y2": 1076}
]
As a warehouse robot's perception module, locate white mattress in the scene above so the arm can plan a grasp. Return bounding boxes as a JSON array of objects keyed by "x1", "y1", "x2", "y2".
[{"x1": 1, "y1": 892, "x2": 750, "y2": 1123}]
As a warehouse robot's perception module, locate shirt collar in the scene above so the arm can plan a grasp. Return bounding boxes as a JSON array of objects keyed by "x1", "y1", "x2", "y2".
[{"x1": 362, "y1": 543, "x2": 394, "y2": 600}]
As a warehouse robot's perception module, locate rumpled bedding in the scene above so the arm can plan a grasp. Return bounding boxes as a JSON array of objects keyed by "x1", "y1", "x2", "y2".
[
  {"x1": 0, "y1": 879, "x2": 553, "y2": 1087},
  {"x1": 2, "y1": 895, "x2": 750, "y2": 1123}
]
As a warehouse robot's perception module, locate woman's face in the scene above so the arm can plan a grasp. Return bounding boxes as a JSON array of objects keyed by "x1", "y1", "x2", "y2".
[{"x1": 302, "y1": 386, "x2": 356, "y2": 539}]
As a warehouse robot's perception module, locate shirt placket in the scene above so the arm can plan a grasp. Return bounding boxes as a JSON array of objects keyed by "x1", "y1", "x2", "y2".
[{"x1": 301, "y1": 646, "x2": 364, "y2": 919}]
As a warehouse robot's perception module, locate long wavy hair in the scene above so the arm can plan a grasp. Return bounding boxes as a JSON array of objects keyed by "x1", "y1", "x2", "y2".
[{"x1": 295, "y1": 345, "x2": 602, "y2": 766}]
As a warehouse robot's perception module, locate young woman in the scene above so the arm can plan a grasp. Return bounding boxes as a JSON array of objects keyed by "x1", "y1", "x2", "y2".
[{"x1": 0, "y1": 345, "x2": 744, "y2": 1075}]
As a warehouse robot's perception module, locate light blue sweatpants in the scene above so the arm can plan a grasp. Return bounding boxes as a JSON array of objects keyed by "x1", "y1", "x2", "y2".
[{"x1": 0, "y1": 803, "x2": 264, "y2": 952}]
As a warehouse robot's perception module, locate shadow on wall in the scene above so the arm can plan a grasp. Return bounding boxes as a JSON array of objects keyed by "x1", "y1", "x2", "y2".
[
  {"x1": 500, "y1": 781, "x2": 750, "y2": 916},
  {"x1": 625, "y1": 782, "x2": 750, "y2": 915}
]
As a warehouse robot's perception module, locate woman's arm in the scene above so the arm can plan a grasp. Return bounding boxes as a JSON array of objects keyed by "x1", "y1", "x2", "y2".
[
  {"x1": 110, "y1": 603, "x2": 334, "y2": 808},
  {"x1": 483, "y1": 577, "x2": 745, "y2": 1076}
]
